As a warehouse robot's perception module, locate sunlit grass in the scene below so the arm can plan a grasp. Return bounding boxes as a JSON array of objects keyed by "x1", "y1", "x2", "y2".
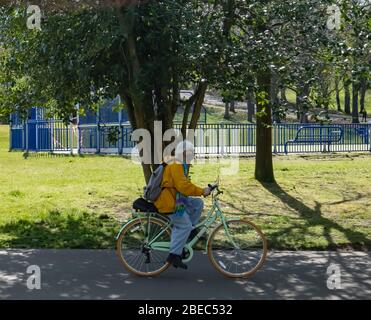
[
  {"x1": 202, "y1": 89, "x2": 370, "y2": 123},
  {"x1": 0, "y1": 125, "x2": 370, "y2": 249}
]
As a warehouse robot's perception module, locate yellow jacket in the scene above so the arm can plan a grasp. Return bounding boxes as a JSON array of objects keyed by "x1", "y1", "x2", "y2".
[{"x1": 154, "y1": 162, "x2": 204, "y2": 214}]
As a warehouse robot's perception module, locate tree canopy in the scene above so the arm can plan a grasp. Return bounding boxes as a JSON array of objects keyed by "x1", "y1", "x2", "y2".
[{"x1": 0, "y1": 0, "x2": 369, "y2": 182}]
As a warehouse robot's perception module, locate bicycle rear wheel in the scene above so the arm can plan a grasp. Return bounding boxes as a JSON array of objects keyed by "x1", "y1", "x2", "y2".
[
  {"x1": 116, "y1": 217, "x2": 171, "y2": 277},
  {"x1": 207, "y1": 219, "x2": 267, "y2": 278}
]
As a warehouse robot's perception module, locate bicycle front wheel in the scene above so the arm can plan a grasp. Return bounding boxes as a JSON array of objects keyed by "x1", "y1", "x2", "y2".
[{"x1": 207, "y1": 219, "x2": 267, "y2": 278}]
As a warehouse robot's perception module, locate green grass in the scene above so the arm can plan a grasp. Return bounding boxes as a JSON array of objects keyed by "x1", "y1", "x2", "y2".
[
  {"x1": 1, "y1": 125, "x2": 370, "y2": 249},
  {"x1": 286, "y1": 89, "x2": 371, "y2": 114},
  {"x1": 204, "y1": 104, "x2": 250, "y2": 123},
  {"x1": 173, "y1": 104, "x2": 249, "y2": 124},
  {"x1": 203, "y1": 89, "x2": 370, "y2": 123}
]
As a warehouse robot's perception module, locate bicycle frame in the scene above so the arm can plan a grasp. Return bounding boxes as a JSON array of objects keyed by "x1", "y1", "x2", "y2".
[{"x1": 116, "y1": 190, "x2": 240, "y2": 263}]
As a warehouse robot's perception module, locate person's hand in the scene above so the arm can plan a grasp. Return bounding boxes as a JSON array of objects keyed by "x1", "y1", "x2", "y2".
[{"x1": 203, "y1": 187, "x2": 211, "y2": 197}]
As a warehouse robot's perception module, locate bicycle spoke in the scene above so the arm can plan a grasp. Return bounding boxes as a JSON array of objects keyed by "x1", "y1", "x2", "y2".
[
  {"x1": 136, "y1": 254, "x2": 145, "y2": 271},
  {"x1": 117, "y1": 218, "x2": 171, "y2": 275},
  {"x1": 130, "y1": 251, "x2": 143, "y2": 270},
  {"x1": 150, "y1": 251, "x2": 166, "y2": 267},
  {"x1": 152, "y1": 250, "x2": 166, "y2": 263},
  {"x1": 126, "y1": 251, "x2": 139, "y2": 266},
  {"x1": 208, "y1": 220, "x2": 266, "y2": 277}
]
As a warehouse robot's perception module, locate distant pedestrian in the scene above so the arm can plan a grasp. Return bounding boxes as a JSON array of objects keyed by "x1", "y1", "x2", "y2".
[{"x1": 360, "y1": 109, "x2": 367, "y2": 122}]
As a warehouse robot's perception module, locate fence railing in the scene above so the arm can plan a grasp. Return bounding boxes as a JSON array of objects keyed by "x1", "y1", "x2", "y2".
[
  {"x1": 10, "y1": 121, "x2": 371, "y2": 155},
  {"x1": 10, "y1": 120, "x2": 76, "y2": 153}
]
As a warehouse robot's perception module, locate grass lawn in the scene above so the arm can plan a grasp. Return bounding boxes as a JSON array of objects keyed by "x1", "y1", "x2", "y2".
[
  {"x1": 204, "y1": 104, "x2": 249, "y2": 123},
  {"x1": 285, "y1": 89, "x2": 371, "y2": 114},
  {"x1": 0, "y1": 125, "x2": 370, "y2": 250},
  {"x1": 202, "y1": 89, "x2": 370, "y2": 123}
]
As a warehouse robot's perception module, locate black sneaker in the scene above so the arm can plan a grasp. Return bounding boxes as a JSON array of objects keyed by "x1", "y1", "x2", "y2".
[{"x1": 166, "y1": 253, "x2": 188, "y2": 270}]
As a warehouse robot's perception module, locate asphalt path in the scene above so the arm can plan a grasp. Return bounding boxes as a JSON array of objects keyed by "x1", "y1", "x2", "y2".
[{"x1": 0, "y1": 249, "x2": 369, "y2": 300}]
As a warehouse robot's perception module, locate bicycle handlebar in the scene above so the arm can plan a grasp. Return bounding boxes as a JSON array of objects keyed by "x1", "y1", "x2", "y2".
[
  {"x1": 208, "y1": 183, "x2": 218, "y2": 191},
  {"x1": 208, "y1": 183, "x2": 223, "y2": 197}
]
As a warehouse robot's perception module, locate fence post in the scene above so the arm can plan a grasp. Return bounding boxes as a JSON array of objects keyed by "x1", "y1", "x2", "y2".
[
  {"x1": 9, "y1": 115, "x2": 12, "y2": 152},
  {"x1": 273, "y1": 123, "x2": 277, "y2": 154},
  {"x1": 320, "y1": 126, "x2": 326, "y2": 152},
  {"x1": 35, "y1": 121, "x2": 39, "y2": 152},
  {"x1": 22, "y1": 121, "x2": 25, "y2": 151},
  {"x1": 220, "y1": 122, "x2": 224, "y2": 155},
  {"x1": 51, "y1": 120, "x2": 55, "y2": 152},
  {"x1": 25, "y1": 121, "x2": 29, "y2": 153},
  {"x1": 96, "y1": 108, "x2": 100, "y2": 154},
  {"x1": 217, "y1": 123, "x2": 219, "y2": 155},
  {"x1": 77, "y1": 113, "x2": 81, "y2": 155},
  {"x1": 118, "y1": 110, "x2": 123, "y2": 155},
  {"x1": 69, "y1": 123, "x2": 73, "y2": 155}
]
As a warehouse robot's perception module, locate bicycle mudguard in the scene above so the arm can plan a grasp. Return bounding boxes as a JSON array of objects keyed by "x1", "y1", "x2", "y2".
[
  {"x1": 115, "y1": 217, "x2": 145, "y2": 240},
  {"x1": 115, "y1": 215, "x2": 171, "y2": 240},
  {"x1": 116, "y1": 219, "x2": 136, "y2": 240}
]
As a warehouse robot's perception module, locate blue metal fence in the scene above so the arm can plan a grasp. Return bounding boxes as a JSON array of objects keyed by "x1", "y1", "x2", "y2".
[
  {"x1": 10, "y1": 119, "x2": 75, "y2": 153},
  {"x1": 9, "y1": 108, "x2": 371, "y2": 155},
  {"x1": 273, "y1": 123, "x2": 370, "y2": 154}
]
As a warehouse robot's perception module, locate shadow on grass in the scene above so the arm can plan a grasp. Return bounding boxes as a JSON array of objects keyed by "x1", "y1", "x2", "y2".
[
  {"x1": 21, "y1": 151, "x2": 129, "y2": 159},
  {"x1": 22, "y1": 152, "x2": 75, "y2": 159},
  {"x1": 0, "y1": 209, "x2": 120, "y2": 249},
  {"x1": 260, "y1": 182, "x2": 370, "y2": 250}
]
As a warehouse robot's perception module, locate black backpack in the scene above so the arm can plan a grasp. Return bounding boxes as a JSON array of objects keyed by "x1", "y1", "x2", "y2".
[{"x1": 132, "y1": 197, "x2": 158, "y2": 213}]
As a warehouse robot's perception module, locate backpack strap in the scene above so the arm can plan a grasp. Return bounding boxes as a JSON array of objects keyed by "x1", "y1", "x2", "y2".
[{"x1": 182, "y1": 163, "x2": 189, "y2": 177}]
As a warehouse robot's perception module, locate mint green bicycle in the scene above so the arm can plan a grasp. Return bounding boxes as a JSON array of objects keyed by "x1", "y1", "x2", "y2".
[{"x1": 116, "y1": 183, "x2": 267, "y2": 278}]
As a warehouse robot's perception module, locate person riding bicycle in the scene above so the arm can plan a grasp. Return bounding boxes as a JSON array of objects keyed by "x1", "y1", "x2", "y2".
[{"x1": 154, "y1": 140, "x2": 211, "y2": 270}]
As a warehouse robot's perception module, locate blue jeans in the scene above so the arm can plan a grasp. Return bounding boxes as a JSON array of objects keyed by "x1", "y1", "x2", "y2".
[{"x1": 168, "y1": 197, "x2": 204, "y2": 256}]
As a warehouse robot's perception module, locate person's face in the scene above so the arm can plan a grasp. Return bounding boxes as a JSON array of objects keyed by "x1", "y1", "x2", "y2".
[{"x1": 183, "y1": 149, "x2": 194, "y2": 164}]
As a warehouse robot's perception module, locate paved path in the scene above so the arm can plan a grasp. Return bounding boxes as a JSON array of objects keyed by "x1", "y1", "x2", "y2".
[{"x1": 0, "y1": 250, "x2": 370, "y2": 300}]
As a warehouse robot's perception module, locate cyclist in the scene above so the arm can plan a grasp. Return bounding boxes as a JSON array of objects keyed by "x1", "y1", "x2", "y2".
[{"x1": 154, "y1": 140, "x2": 211, "y2": 270}]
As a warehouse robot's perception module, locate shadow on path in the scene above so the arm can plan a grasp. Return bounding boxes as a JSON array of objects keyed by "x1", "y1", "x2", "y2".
[{"x1": 0, "y1": 249, "x2": 370, "y2": 300}]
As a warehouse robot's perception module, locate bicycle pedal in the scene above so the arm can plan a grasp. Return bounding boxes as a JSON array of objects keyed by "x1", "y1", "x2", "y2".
[{"x1": 181, "y1": 249, "x2": 190, "y2": 260}]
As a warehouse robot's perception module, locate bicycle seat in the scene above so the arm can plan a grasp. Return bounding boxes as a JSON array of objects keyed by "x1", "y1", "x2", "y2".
[
  {"x1": 132, "y1": 197, "x2": 158, "y2": 213},
  {"x1": 132, "y1": 198, "x2": 172, "y2": 224}
]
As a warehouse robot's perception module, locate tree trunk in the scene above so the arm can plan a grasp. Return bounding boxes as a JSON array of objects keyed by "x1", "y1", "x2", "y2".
[
  {"x1": 271, "y1": 71, "x2": 280, "y2": 123},
  {"x1": 224, "y1": 102, "x2": 230, "y2": 119},
  {"x1": 295, "y1": 92, "x2": 301, "y2": 120},
  {"x1": 188, "y1": 81, "x2": 207, "y2": 132},
  {"x1": 296, "y1": 83, "x2": 310, "y2": 123},
  {"x1": 230, "y1": 101, "x2": 236, "y2": 113},
  {"x1": 344, "y1": 78, "x2": 351, "y2": 115},
  {"x1": 359, "y1": 76, "x2": 367, "y2": 113},
  {"x1": 255, "y1": 69, "x2": 275, "y2": 183},
  {"x1": 280, "y1": 87, "x2": 287, "y2": 101},
  {"x1": 117, "y1": 7, "x2": 157, "y2": 183},
  {"x1": 181, "y1": 83, "x2": 205, "y2": 138},
  {"x1": 335, "y1": 77, "x2": 341, "y2": 112},
  {"x1": 300, "y1": 112, "x2": 309, "y2": 123},
  {"x1": 352, "y1": 80, "x2": 360, "y2": 124},
  {"x1": 247, "y1": 85, "x2": 255, "y2": 123}
]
